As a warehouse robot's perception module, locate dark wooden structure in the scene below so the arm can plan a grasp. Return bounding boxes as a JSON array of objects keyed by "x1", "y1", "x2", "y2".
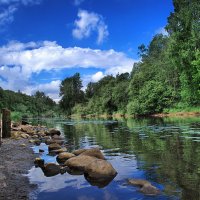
[{"x1": 2, "y1": 108, "x2": 11, "y2": 138}]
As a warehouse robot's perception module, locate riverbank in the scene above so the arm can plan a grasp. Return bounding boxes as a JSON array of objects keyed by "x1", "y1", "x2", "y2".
[
  {"x1": 70, "y1": 111, "x2": 200, "y2": 119},
  {"x1": 0, "y1": 138, "x2": 37, "y2": 200}
]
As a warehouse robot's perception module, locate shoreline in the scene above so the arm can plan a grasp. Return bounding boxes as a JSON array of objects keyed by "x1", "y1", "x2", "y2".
[
  {"x1": 0, "y1": 138, "x2": 37, "y2": 200},
  {"x1": 70, "y1": 111, "x2": 200, "y2": 119}
]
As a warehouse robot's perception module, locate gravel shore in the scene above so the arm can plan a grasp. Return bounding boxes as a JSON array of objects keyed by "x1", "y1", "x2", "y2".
[{"x1": 0, "y1": 138, "x2": 37, "y2": 200}]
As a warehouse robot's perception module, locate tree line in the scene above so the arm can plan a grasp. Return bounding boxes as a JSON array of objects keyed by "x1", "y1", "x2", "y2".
[
  {"x1": 0, "y1": 88, "x2": 58, "y2": 120},
  {"x1": 59, "y1": 0, "x2": 200, "y2": 116}
]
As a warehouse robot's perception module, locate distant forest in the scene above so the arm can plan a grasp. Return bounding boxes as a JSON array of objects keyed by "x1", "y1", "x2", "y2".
[{"x1": 0, "y1": 0, "x2": 199, "y2": 118}]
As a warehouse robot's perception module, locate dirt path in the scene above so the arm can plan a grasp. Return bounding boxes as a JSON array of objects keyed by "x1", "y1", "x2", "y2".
[{"x1": 0, "y1": 138, "x2": 37, "y2": 200}]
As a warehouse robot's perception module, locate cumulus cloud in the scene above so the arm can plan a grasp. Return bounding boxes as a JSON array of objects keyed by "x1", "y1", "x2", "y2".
[
  {"x1": 72, "y1": 10, "x2": 109, "y2": 44},
  {"x1": 0, "y1": 41, "x2": 136, "y2": 100}
]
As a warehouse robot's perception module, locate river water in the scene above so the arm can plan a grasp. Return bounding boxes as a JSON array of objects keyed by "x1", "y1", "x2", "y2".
[{"x1": 28, "y1": 117, "x2": 200, "y2": 200}]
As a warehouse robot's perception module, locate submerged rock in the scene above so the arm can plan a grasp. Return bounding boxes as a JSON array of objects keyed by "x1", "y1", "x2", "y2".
[{"x1": 128, "y1": 179, "x2": 160, "y2": 196}]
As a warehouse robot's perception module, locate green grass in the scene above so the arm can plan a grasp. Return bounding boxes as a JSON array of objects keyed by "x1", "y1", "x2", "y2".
[{"x1": 163, "y1": 106, "x2": 200, "y2": 113}]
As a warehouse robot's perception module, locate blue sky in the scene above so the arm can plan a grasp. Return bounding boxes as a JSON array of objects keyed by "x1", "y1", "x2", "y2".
[{"x1": 0, "y1": 0, "x2": 173, "y2": 101}]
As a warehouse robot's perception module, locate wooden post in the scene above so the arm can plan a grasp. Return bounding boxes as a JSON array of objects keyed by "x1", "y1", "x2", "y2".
[{"x1": 2, "y1": 108, "x2": 11, "y2": 138}]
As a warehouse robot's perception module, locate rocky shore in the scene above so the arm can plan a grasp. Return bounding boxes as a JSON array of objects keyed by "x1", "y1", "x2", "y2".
[{"x1": 0, "y1": 138, "x2": 37, "y2": 200}]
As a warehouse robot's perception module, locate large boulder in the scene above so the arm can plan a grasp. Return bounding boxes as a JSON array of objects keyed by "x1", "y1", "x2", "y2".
[
  {"x1": 64, "y1": 155, "x2": 97, "y2": 172},
  {"x1": 56, "y1": 152, "x2": 75, "y2": 164},
  {"x1": 72, "y1": 149, "x2": 87, "y2": 156},
  {"x1": 42, "y1": 163, "x2": 61, "y2": 177},
  {"x1": 79, "y1": 148, "x2": 105, "y2": 160},
  {"x1": 48, "y1": 143, "x2": 62, "y2": 152},
  {"x1": 128, "y1": 179, "x2": 160, "y2": 195},
  {"x1": 84, "y1": 159, "x2": 117, "y2": 179}
]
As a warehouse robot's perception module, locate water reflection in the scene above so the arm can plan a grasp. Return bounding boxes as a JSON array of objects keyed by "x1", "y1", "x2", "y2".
[{"x1": 29, "y1": 117, "x2": 200, "y2": 200}]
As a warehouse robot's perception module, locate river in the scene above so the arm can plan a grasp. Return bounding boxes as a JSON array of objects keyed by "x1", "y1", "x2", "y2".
[{"x1": 28, "y1": 117, "x2": 200, "y2": 200}]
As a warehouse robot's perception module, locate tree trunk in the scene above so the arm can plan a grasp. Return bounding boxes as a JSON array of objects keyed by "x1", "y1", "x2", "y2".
[{"x1": 2, "y1": 108, "x2": 11, "y2": 138}]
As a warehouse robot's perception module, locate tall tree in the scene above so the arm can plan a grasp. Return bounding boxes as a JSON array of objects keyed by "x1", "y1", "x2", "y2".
[
  {"x1": 166, "y1": 0, "x2": 200, "y2": 105},
  {"x1": 59, "y1": 73, "x2": 84, "y2": 114}
]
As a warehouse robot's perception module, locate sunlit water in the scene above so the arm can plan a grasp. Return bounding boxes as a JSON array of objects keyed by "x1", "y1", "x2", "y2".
[{"x1": 28, "y1": 117, "x2": 200, "y2": 200}]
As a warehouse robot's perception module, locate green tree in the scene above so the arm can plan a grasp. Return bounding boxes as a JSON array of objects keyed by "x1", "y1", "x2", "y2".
[{"x1": 59, "y1": 73, "x2": 84, "y2": 115}]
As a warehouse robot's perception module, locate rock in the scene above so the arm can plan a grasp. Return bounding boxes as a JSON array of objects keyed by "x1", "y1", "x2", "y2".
[
  {"x1": 29, "y1": 139, "x2": 35, "y2": 143},
  {"x1": 53, "y1": 140, "x2": 65, "y2": 145},
  {"x1": 49, "y1": 128, "x2": 61, "y2": 136},
  {"x1": 39, "y1": 149, "x2": 45, "y2": 153},
  {"x1": 72, "y1": 149, "x2": 87, "y2": 156},
  {"x1": 128, "y1": 179, "x2": 160, "y2": 196},
  {"x1": 12, "y1": 122, "x2": 20, "y2": 127},
  {"x1": 11, "y1": 131, "x2": 21, "y2": 139},
  {"x1": 48, "y1": 143, "x2": 62, "y2": 152},
  {"x1": 20, "y1": 133, "x2": 29, "y2": 139},
  {"x1": 140, "y1": 184, "x2": 160, "y2": 195},
  {"x1": 84, "y1": 173, "x2": 116, "y2": 188},
  {"x1": 20, "y1": 143, "x2": 26, "y2": 147},
  {"x1": 42, "y1": 163, "x2": 61, "y2": 177},
  {"x1": 21, "y1": 125, "x2": 34, "y2": 134},
  {"x1": 60, "y1": 166, "x2": 69, "y2": 175},
  {"x1": 52, "y1": 135, "x2": 65, "y2": 140},
  {"x1": 51, "y1": 147, "x2": 68, "y2": 154},
  {"x1": 31, "y1": 135, "x2": 39, "y2": 139},
  {"x1": 56, "y1": 152, "x2": 75, "y2": 163},
  {"x1": 34, "y1": 158, "x2": 45, "y2": 168},
  {"x1": 128, "y1": 179, "x2": 150, "y2": 187},
  {"x1": 45, "y1": 139, "x2": 65, "y2": 146},
  {"x1": 34, "y1": 139, "x2": 41, "y2": 146},
  {"x1": 79, "y1": 148, "x2": 105, "y2": 160},
  {"x1": 84, "y1": 159, "x2": 117, "y2": 179},
  {"x1": 64, "y1": 155, "x2": 97, "y2": 172},
  {"x1": 37, "y1": 131, "x2": 46, "y2": 137}
]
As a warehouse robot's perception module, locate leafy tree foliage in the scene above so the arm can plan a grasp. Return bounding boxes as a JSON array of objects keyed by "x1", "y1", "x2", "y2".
[
  {"x1": 59, "y1": 73, "x2": 84, "y2": 115},
  {"x1": 0, "y1": 87, "x2": 57, "y2": 118}
]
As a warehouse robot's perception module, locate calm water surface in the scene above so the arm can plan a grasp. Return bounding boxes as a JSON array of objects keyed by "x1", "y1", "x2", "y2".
[{"x1": 28, "y1": 117, "x2": 200, "y2": 200}]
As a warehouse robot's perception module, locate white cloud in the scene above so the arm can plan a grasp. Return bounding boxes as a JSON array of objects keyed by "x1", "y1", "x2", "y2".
[
  {"x1": 155, "y1": 27, "x2": 168, "y2": 36},
  {"x1": 91, "y1": 71, "x2": 104, "y2": 82},
  {"x1": 0, "y1": 40, "x2": 136, "y2": 100},
  {"x1": 74, "y1": 0, "x2": 85, "y2": 6},
  {"x1": 0, "y1": 0, "x2": 43, "y2": 27},
  {"x1": 72, "y1": 10, "x2": 109, "y2": 44},
  {"x1": 0, "y1": 5, "x2": 17, "y2": 26},
  {"x1": 0, "y1": 0, "x2": 42, "y2": 5}
]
